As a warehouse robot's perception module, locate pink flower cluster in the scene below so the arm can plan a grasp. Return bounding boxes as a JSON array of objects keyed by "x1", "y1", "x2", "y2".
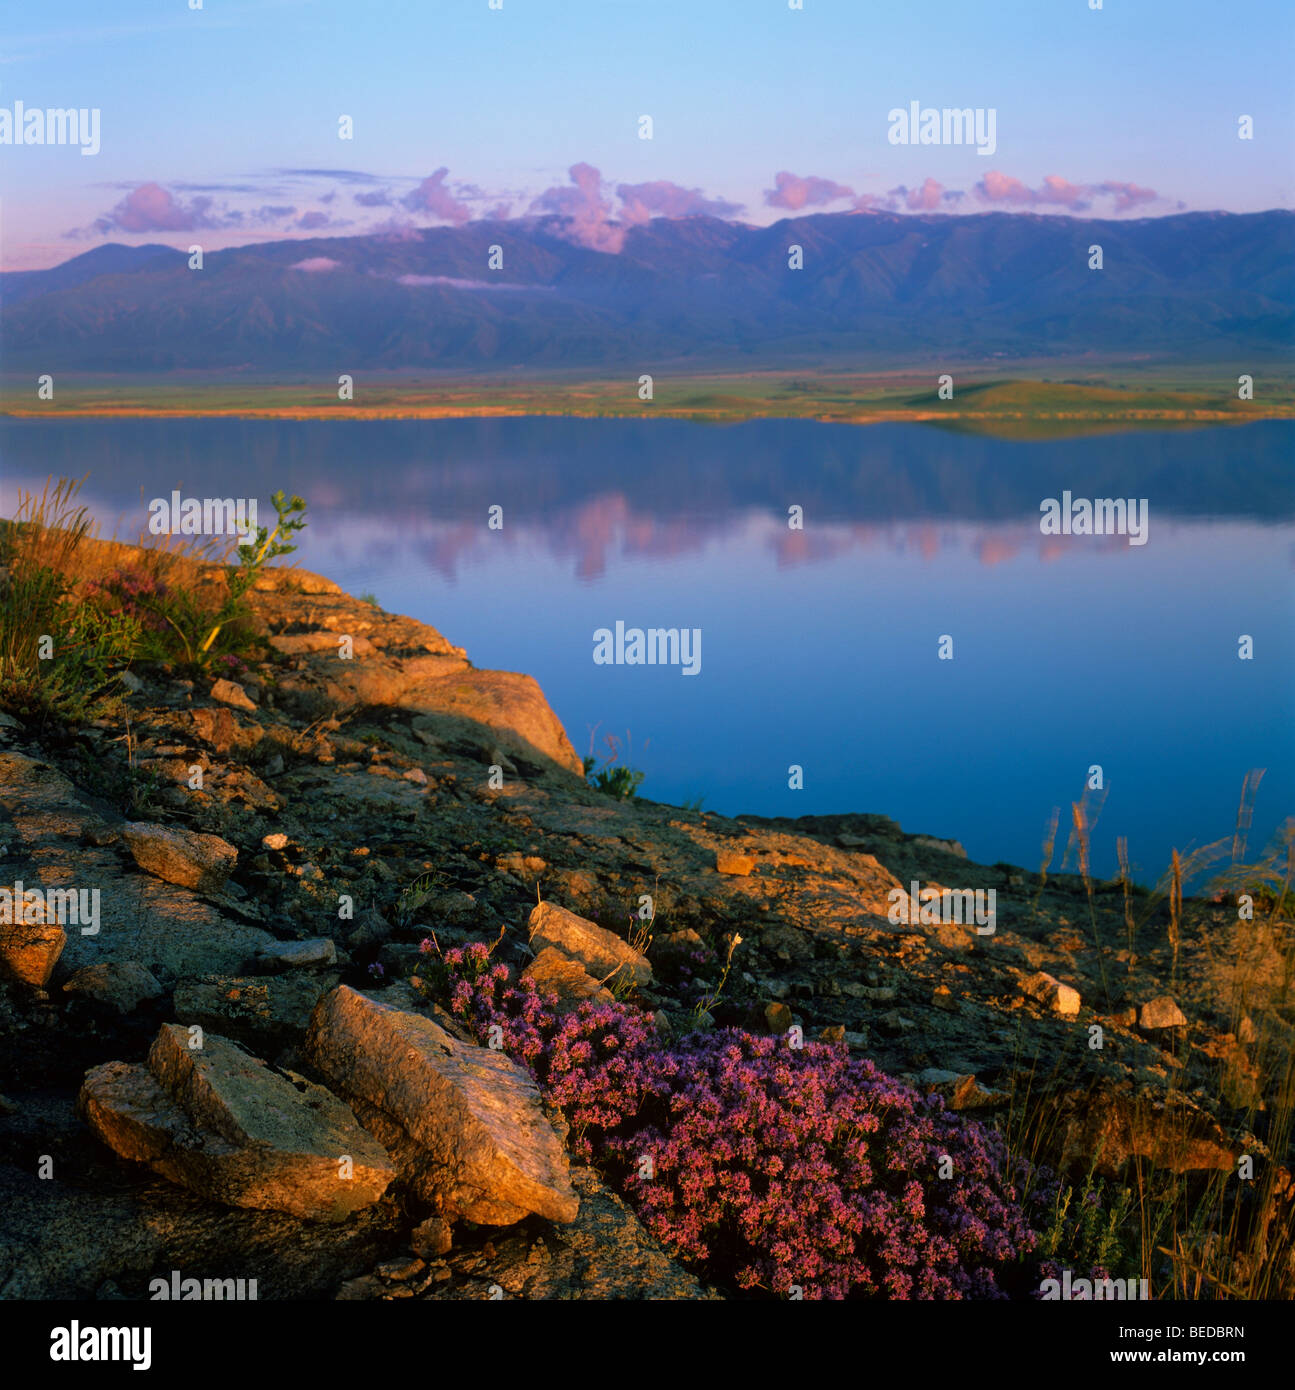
[
  {"x1": 83, "y1": 567, "x2": 170, "y2": 632},
  {"x1": 430, "y1": 942, "x2": 1038, "y2": 1299}
]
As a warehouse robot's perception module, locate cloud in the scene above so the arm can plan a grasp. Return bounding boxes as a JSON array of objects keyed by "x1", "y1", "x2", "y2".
[
  {"x1": 974, "y1": 170, "x2": 1161, "y2": 213},
  {"x1": 396, "y1": 273, "x2": 550, "y2": 292},
  {"x1": 764, "y1": 171, "x2": 855, "y2": 210},
  {"x1": 616, "y1": 180, "x2": 743, "y2": 224},
  {"x1": 401, "y1": 167, "x2": 472, "y2": 224},
  {"x1": 353, "y1": 188, "x2": 393, "y2": 207},
  {"x1": 276, "y1": 168, "x2": 382, "y2": 185},
  {"x1": 890, "y1": 177, "x2": 945, "y2": 211},
  {"x1": 1093, "y1": 180, "x2": 1158, "y2": 213},
  {"x1": 290, "y1": 257, "x2": 342, "y2": 272},
  {"x1": 93, "y1": 182, "x2": 221, "y2": 233},
  {"x1": 529, "y1": 162, "x2": 625, "y2": 252},
  {"x1": 295, "y1": 210, "x2": 333, "y2": 230}
]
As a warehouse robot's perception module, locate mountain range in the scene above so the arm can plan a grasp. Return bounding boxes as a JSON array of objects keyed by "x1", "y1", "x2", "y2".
[{"x1": 1, "y1": 209, "x2": 1291, "y2": 373}]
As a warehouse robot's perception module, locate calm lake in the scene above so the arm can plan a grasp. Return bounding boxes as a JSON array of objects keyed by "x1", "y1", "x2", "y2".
[{"x1": 3, "y1": 416, "x2": 1292, "y2": 887}]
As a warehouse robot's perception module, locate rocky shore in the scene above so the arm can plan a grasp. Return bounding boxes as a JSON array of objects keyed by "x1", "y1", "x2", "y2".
[{"x1": 1, "y1": 545, "x2": 1290, "y2": 1299}]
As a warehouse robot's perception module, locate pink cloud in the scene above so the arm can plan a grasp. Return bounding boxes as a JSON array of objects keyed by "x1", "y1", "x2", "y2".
[
  {"x1": 290, "y1": 256, "x2": 341, "y2": 272},
  {"x1": 94, "y1": 182, "x2": 219, "y2": 233},
  {"x1": 401, "y1": 167, "x2": 472, "y2": 224},
  {"x1": 1094, "y1": 180, "x2": 1158, "y2": 212},
  {"x1": 616, "y1": 180, "x2": 743, "y2": 224},
  {"x1": 885, "y1": 178, "x2": 946, "y2": 212},
  {"x1": 975, "y1": 170, "x2": 1160, "y2": 213},
  {"x1": 975, "y1": 170, "x2": 1036, "y2": 206},
  {"x1": 529, "y1": 162, "x2": 625, "y2": 252},
  {"x1": 764, "y1": 171, "x2": 854, "y2": 211}
]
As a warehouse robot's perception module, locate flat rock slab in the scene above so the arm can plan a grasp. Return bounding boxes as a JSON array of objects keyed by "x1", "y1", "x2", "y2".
[
  {"x1": 0, "y1": 753, "x2": 272, "y2": 980},
  {"x1": 528, "y1": 900, "x2": 651, "y2": 987},
  {"x1": 173, "y1": 973, "x2": 341, "y2": 1051},
  {"x1": 79, "y1": 1024, "x2": 394, "y2": 1222},
  {"x1": 304, "y1": 985, "x2": 579, "y2": 1226}
]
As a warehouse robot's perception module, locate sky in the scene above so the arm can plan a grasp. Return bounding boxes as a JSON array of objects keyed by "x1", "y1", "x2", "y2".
[{"x1": 1, "y1": 0, "x2": 1292, "y2": 270}]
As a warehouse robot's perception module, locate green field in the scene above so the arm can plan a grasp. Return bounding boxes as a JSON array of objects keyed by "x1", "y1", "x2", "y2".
[{"x1": 3, "y1": 361, "x2": 1293, "y2": 437}]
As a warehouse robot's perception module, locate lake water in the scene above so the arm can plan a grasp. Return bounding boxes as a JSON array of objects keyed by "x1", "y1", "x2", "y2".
[{"x1": 3, "y1": 416, "x2": 1292, "y2": 886}]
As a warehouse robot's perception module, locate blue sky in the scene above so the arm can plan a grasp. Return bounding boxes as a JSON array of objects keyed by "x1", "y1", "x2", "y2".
[{"x1": 2, "y1": 0, "x2": 1292, "y2": 269}]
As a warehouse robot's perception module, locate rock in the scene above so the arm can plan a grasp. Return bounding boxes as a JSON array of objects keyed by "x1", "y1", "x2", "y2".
[
  {"x1": 878, "y1": 1009, "x2": 916, "y2": 1036},
  {"x1": 173, "y1": 972, "x2": 340, "y2": 1052},
  {"x1": 0, "y1": 917, "x2": 66, "y2": 988},
  {"x1": 411, "y1": 1215, "x2": 454, "y2": 1259},
  {"x1": 819, "y1": 1024, "x2": 846, "y2": 1042},
  {"x1": 122, "y1": 823, "x2": 237, "y2": 894},
  {"x1": 528, "y1": 900, "x2": 650, "y2": 988},
  {"x1": 1139, "y1": 996, "x2": 1188, "y2": 1030},
  {"x1": 421, "y1": 1165, "x2": 717, "y2": 1301},
  {"x1": 763, "y1": 1001, "x2": 793, "y2": 1033},
  {"x1": 209, "y1": 678, "x2": 258, "y2": 713},
  {"x1": 653, "y1": 928, "x2": 703, "y2": 964},
  {"x1": 256, "y1": 938, "x2": 337, "y2": 971},
  {"x1": 79, "y1": 1024, "x2": 395, "y2": 1222},
  {"x1": 262, "y1": 832, "x2": 289, "y2": 851},
  {"x1": 401, "y1": 768, "x2": 428, "y2": 786},
  {"x1": 716, "y1": 849, "x2": 756, "y2": 876},
  {"x1": 522, "y1": 947, "x2": 613, "y2": 1010},
  {"x1": 119, "y1": 670, "x2": 143, "y2": 694},
  {"x1": 63, "y1": 961, "x2": 162, "y2": 1013},
  {"x1": 912, "y1": 835, "x2": 967, "y2": 858},
  {"x1": 334, "y1": 1275, "x2": 385, "y2": 1301},
  {"x1": 1023, "y1": 971, "x2": 1081, "y2": 1017},
  {"x1": 342, "y1": 907, "x2": 394, "y2": 952},
  {"x1": 376, "y1": 1255, "x2": 425, "y2": 1282},
  {"x1": 914, "y1": 1069, "x2": 1003, "y2": 1110},
  {"x1": 190, "y1": 706, "x2": 262, "y2": 757},
  {"x1": 303, "y1": 985, "x2": 579, "y2": 1226}
]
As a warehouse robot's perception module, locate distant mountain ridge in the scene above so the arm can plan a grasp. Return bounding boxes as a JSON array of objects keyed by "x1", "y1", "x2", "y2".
[{"x1": 1, "y1": 210, "x2": 1291, "y2": 371}]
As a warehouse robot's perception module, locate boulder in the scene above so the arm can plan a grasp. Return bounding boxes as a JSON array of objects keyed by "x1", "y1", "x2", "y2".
[
  {"x1": 1023, "y1": 971, "x2": 1081, "y2": 1017},
  {"x1": 209, "y1": 678, "x2": 258, "y2": 712},
  {"x1": 303, "y1": 985, "x2": 579, "y2": 1226},
  {"x1": 0, "y1": 917, "x2": 66, "y2": 988},
  {"x1": 122, "y1": 823, "x2": 237, "y2": 895},
  {"x1": 63, "y1": 961, "x2": 162, "y2": 1013},
  {"x1": 716, "y1": 849, "x2": 756, "y2": 876},
  {"x1": 79, "y1": 1024, "x2": 394, "y2": 1222},
  {"x1": 256, "y1": 938, "x2": 338, "y2": 971},
  {"x1": 522, "y1": 947, "x2": 613, "y2": 1010},
  {"x1": 1139, "y1": 996, "x2": 1188, "y2": 1030},
  {"x1": 528, "y1": 900, "x2": 651, "y2": 987}
]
